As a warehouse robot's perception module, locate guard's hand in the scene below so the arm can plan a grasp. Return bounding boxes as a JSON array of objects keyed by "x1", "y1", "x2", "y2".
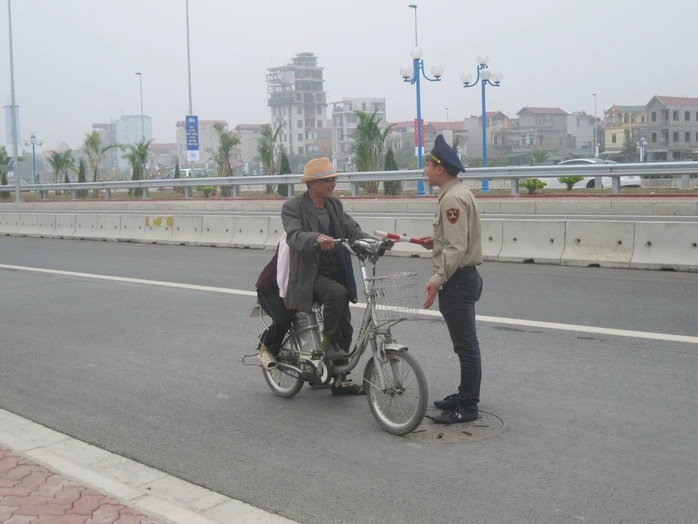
[
  {"x1": 418, "y1": 236, "x2": 434, "y2": 250},
  {"x1": 423, "y1": 281, "x2": 438, "y2": 310},
  {"x1": 316, "y1": 234, "x2": 335, "y2": 251}
]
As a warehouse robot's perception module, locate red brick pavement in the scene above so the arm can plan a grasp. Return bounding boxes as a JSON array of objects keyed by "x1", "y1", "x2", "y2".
[{"x1": 0, "y1": 447, "x2": 166, "y2": 524}]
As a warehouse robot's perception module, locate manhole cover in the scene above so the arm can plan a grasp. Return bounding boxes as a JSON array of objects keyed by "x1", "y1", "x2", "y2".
[{"x1": 405, "y1": 410, "x2": 504, "y2": 443}]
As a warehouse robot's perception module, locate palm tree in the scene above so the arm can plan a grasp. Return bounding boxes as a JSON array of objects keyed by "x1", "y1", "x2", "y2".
[
  {"x1": 124, "y1": 139, "x2": 154, "y2": 197},
  {"x1": 210, "y1": 123, "x2": 240, "y2": 197},
  {"x1": 256, "y1": 123, "x2": 284, "y2": 193},
  {"x1": 351, "y1": 110, "x2": 393, "y2": 194},
  {"x1": 532, "y1": 150, "x2": 549, "y2": 165},
  {"x1": 0, "y1": 146, "x2": 9, "y2": 199},
  {"x1": 82, "y1": 131, "x2": 120, "y2": 183},
  {"x1": 47, "y1": 150, "x2": 74, "y2": 194}
]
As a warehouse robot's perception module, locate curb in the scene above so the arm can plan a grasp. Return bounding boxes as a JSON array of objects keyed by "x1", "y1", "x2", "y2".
[{"x1": 0, "y1": 408, "x2": 297, "y2": 524}]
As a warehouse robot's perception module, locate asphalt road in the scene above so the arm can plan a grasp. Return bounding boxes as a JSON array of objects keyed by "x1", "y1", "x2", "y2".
[
  {"x1": 1, "y1": 237, "x2": 696, "y2": 524},
  {"x1": 6, "y1": 209, "x2": 698, "y2": 222}
]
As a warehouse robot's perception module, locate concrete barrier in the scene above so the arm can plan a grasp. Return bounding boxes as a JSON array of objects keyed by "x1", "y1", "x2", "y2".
[
  {"x1": 0, "y1": 213, "x2": 20, "y2": 235},
  {"x1": 199, "y1": 216, "x2": 236, "y2": 246},
  {"x1": 32, "y1": 214, "x2": 56, "y2": 238},
  {"x1": 17, "y1": 214, "x2": 38, "y2": 236},
  {"x1": 266, "y1": 216, "x2": 284, "y2": 249},
  {"x1": 170, "y1": 215, "x2": 203, "y2": 245},
  {"x1": 481, "y1": 219, "x2": 503, "y2": 261},
  {"x1": 630, "y1": 222, "x2": 698, "y2": 271},
  {"x1": 498, "y1": 220, "x2": 566, "y2": 264},
  {"x1": 143, "y1": 216, "x2": 174, "y2": 244},
  {"x1": 97, "y1": 215, "x2": 121, "y2": 241},
  {"x1": 118, "y1": 215, "x2": 148, "y2": 242},
  {"x1": 74, "y1": 214, "x2": 99, "y2": 239},
  {"x1": 561, "y1": 220, "x2": 635, "y2": 268},
  {"x1": 357, "y1": 216, "x2": 397, "y2": 240},
  {"x1": 231, "y1": 216, "x2": 268, "y2": 249},
  {"x1": 53, "y1": 215, "x2": 76, "y2": 238},
  {"x1": 391, "y1": 217, "x2": 432, "y2": 257}
]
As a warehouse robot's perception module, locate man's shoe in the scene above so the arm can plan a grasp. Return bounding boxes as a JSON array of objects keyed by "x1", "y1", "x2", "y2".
[
  {"x1": 433, "y1": 393, "x2": 459, "y2": 411},
  {"x1": 330, "y1": 379, "x2": 365, "y2": 396},
  {"x1": 427, "y1": 408, "x2": 478, "y2": 425},
  {"x1": 323, "y1": 342, "x2": 349, "y2": 361}
]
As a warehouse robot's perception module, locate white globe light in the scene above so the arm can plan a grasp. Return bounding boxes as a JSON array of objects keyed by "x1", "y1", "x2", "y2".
[
  {"x1": 431, "y1": 64, "x2": 444, "y2": 78},
  {"x1": 481, "y1": 69, "x2": 492, "y2": 81},
  {"x1": 477, "y1": 53, "x2": 489, "y2": 65},
  {"x1": 461, "y1": 72, "x2": 473, "y2": 85},
  {"x1": 400, "y1": 64, "x2": 413, "y2": 79},
  {"x1": 492, "y1": 71, "x2": 504, "y2": 84},
  {"x1": 410, "y1": 47, "x2": 423, "y2": 60}
]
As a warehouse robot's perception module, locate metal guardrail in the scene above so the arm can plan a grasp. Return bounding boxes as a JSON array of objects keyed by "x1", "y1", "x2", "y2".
[{"x1": 1, "y1": 161, "x2": 697, "y2": 200}]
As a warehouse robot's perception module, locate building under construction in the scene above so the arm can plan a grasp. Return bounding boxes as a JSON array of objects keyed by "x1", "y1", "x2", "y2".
[{"x1": 267, "y1": 52, "x2": 328, "y2": 157}]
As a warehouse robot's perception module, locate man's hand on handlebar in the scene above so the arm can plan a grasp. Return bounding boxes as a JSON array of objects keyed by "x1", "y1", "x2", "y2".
[{"x1": 316, "y1": 234, "x2": 336, "y2": 251}]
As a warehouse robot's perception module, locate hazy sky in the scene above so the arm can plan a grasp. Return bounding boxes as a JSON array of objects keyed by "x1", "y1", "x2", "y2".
[{"x1": 2, "y1": 0, "x2": 697, "y2": 151}]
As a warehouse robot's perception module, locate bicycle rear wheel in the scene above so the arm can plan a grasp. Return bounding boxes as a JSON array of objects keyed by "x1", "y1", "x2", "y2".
[
  {"x1": 364, "y1": 349, "x2": 428, "y2": 435},
  {"x1": 262, "y1": 336, "x2": 304, "y2": 398}
]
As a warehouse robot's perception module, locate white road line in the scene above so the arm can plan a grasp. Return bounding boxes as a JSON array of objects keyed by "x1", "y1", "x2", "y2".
[{"x1": 2, "y1": 263, "x2": 697, "y2": 345}]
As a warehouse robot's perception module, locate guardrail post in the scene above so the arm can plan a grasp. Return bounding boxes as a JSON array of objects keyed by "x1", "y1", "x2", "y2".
[
  {"x1": 594, "y1": 175, "x2": 602, "y2": 189},
  {"x1": 352, "y1": 182, "x2": 359, "y2": 196},
  {"x1": 184, "y1": 187, "x2": 192, "y2": 199},
  {"x1": 143, "y1": 188, "x2": 150, "y2": 199},
  {"x1": 511, "y1": 178, "x2": 520, "y2": 195},
  {"x1": 288, "y1": 183, "x2": 294, "y2": 197},
  {"x1": 71, "y1": 190, "x2": 78, "y2": 200},
  {"x1": 105, "y1": 188, "x2": 112, "y2": 199},
  {"x1": 233, "y1": 184, "x2": 240, "y2": 198},
  {"x1": 682, "y1": 175, "x2": 691, "y2": 188},
  {"x1": 42, "y1": 190, "x2": 48, "y2": 200},
  {"x1": 611, "y1": 177, "x2": 621, "y2": 194}
]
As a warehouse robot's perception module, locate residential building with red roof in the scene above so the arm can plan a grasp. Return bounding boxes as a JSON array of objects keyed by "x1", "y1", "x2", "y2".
[{"x1": 644, "y1": 95, "x2": 698, "y2": 161}]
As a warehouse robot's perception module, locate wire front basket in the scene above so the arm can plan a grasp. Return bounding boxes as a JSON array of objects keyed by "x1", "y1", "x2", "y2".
[{"x1": 365, "y1": 272, "x2": 419, "y2": 325}]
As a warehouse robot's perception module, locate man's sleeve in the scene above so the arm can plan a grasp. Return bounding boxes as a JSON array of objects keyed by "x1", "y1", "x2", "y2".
[
  {"x1": 282, "y1": 199, "x2": 319, "y2": 251},
  {"x1": 432, "y1": 194, "x2": 468, "y2": 286}
]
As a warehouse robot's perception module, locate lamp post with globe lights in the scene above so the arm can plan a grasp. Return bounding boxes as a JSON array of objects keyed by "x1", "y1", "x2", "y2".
[
  {"x1": 24, "y1": 133, "x2": 42, "y2": 190},
  {"x1": 461, "y1": 54, "x2": 503, "y2": 192}
]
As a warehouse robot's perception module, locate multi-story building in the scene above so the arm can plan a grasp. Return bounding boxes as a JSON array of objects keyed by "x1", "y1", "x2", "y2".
[
  {"x1": 330, "y1": 97, "x2": 387, "y2": 170},
  {"x1": 509, "y1": 107, "x2": 569, "y2": 157},
  {"x1": 175, "y1": 119, "x2": 227, "y2": 167},
  {"x1": 232, "y1": 124, "x2": 263, "y2": 173},
  {"x1": 149, "y1": 143, "x2": 178, "y2": 174},
  {"x1": 91, "y1": 122, "x2": 119, "y2": 177},
  {"x1": 567, "y1": 111, "x2": 599, "y2": 152},
  {"x1": 644, "y1": 96, "x2": 698, "y2": 161},
  {"x1": 115, "y1": 115, "x2": 153, "y2": 174},
  {"x1": 267, "y1": 52, "x2": 328, "y2": 157},
  {"x1": 602, "y1": 105, "x2": 647, "y2": 153},
  {"x1": 464, "y1": 111, "x2": 511, "y2": 161}
]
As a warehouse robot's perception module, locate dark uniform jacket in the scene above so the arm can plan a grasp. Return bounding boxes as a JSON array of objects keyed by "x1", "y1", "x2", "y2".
[{"x1": 281, "y1": 192, "x2": 370, "y2": 313}]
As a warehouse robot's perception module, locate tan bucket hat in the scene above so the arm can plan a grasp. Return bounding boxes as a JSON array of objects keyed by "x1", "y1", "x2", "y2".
[{"x1": 300, "y1": 158, "x2": 340, "y2": 183}]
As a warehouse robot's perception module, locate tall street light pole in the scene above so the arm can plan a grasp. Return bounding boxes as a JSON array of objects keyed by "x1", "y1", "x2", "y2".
[
  {"x1": 7, "y1": 0, "x2": 20, "y2": 202},
  {"x1": 593, "y1": 93, "x2": 598, "y2": 158},
  {"x1": 136, "y1": 72, "x2": 144, "y2": 140},
  {"x1": 186, "y1": 0, "x2": 193, "y2": 115},
  {"x1": 462, "y1": 55, "x2": 503, "y2": 193},
  {"x1": 401, "y1": 4, "x2": 443, "y2": 196}
]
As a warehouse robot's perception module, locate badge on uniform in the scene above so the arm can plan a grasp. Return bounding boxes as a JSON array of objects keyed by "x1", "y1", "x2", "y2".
[{"x1": 446, "y1": 208, "x2": 459, "y2": 224}]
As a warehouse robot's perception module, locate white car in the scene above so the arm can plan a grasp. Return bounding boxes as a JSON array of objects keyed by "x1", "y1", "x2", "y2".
[{"x1": 543, "y1": 159, "x2": 642, "y2": 189}]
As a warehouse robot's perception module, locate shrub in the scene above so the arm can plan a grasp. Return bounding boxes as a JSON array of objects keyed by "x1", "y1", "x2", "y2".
[
  {"x1": 557, "y1": 176, "x2": 584, "y2": 191},
  {"x1": 522, "y1": 178, "x2": 547, "y2": 194}
]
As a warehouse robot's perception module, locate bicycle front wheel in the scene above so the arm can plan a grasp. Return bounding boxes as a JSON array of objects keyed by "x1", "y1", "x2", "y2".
[{"x1": 364, "y1": 349, "x2": 428, "y2": 435}]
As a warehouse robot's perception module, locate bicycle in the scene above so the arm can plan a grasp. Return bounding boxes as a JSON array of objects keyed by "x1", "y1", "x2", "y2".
[{"x1": 244, "y1": 237, "x2": 428, "y2": 435}]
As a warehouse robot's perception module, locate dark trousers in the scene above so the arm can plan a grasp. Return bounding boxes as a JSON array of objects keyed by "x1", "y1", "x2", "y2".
[
  {"x1": 438, "y1": 267, "x2": 483, "y2": 411},
  {"x1": 257, "y1": 290, "x2": 295, "y2": 356},
  {"x1": 313, "y1": 275, "x2": 353, "y2": 352}
]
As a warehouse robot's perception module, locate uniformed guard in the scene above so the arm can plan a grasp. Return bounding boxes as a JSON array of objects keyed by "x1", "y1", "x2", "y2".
[{"x1": 419, "y1": 134, "x2": 484, "y2": 424}]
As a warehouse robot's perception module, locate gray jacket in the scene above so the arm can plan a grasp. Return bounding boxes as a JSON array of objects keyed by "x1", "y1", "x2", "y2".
[{"x1": 281, "y1": 192, "x2": 370, "y2": 313}]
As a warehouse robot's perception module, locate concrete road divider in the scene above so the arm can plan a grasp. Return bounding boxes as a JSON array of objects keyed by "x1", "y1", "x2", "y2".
[
  {"x1": 0, "y1": 213, "x2": 20, "y2": 235},
  {"x1": 170, "y1": 215, "x2": 203, "y2": 245},
  {"x1": 199, "y1": 216, "x2": 236, "y2": 247},
  {"x1": 17, "y1": 214, "x2": 37, "y2": 237},
  {"x1": 498, "y1": 220, "x2": 566, "y2": 264},
  {"x1": 266, "y1": 216, "x2": 284, "y2": 249},
  {"x1": 97, "y1": 215, "x2": 121, "y2": 241},
  {"x1": 231, "y1": 216, "x2": 268, "y2": 249},
  {"x1": 481, "y1": 220, "x2": 503, "y2": 261},
  {"x1": 33, "y1": 214, "x2": 56, "y2": 238},
  {"x1": 561, "y1": 220, "x2": 635, "y2": 268},
  {"x1": 630, "y1": 222, "x2": 698, "y2": 271},
  {"x1": 53, "y1": 215, "x2": 76, "y2": 238},
  {"x1": 143, "y1": 216, "x2": 174, "y2": 244},
  {"x1": 118, "y1": 215, "x2": 148, "y2": 242},
  {"x1": 74, "y1": 214, "x2": 99, "y2": 240},
  {"x1": 391, "y1": 218, "x2": 432, "y2": 257}
]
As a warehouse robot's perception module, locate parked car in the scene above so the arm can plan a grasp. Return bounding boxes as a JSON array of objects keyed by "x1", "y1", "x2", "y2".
[
  {"x1": 544, "y1": 158, "x2": 642, "y2": 189},
  {"x1": 158, "y1": 168, "x2": 211, "y2": 191}
]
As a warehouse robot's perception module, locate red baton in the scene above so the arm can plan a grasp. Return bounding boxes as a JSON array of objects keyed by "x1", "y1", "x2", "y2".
[{"x1": 374, "y1": 230, "x2": 425, "y2": 245}]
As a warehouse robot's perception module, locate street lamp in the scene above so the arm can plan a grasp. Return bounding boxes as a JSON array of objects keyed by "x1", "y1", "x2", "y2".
[
  {"x1": 135, "y1": 72, "x2": 144, "y2": 139},
  {"x1": 637, "y1": 136, "x2": 647, "y2": 162},
  {"x1": 24, "y1": 133, "x2": 42, "y2": 189},
  {"x1": 185, "y1": 0, "x2": 193, "y2": 115},
  {"x1": 461, "y1": 54, "x2": 502, "y2": 193},
  {"x1": 401, "y1": 4, "x2": 443, "y2": 196},
  {"x1": 7, "y1": 0, "x2": 21, "y2": 202}
]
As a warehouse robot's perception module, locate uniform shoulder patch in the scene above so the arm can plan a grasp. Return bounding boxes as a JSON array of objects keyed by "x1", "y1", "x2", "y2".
[{"x1": 446, "y1": 208, "x2": 459, "y2": 224}]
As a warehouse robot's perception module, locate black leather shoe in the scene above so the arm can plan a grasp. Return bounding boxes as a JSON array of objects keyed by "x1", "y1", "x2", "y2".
[
  {"x1": 330, "y1": 379, "x2": 365, "y2": 396},
  {"x1": 427, "y1": 408, "x2": 478, "y2": 424},
  {"x1": 433, "y1": 393, "x2": 459, "y2": 411}
]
